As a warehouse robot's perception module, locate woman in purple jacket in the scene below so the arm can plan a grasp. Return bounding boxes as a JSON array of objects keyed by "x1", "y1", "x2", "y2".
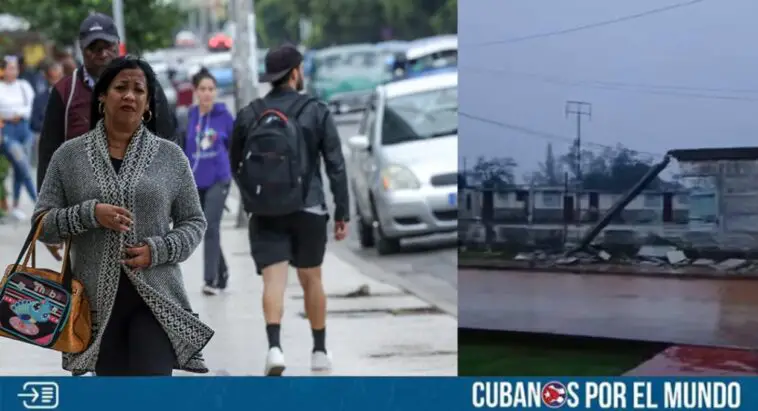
[{"x1": 185, "y1": 68, "x2": 235, "y2": 295}]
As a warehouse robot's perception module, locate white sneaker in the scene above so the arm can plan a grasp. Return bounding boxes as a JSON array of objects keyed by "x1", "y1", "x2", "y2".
[
  {"x1": 264, "y1": 347, "x2": 286, "y2": 376},
  {"x1": 311, "y1": 351, "x2": 332, "y2": 371},
  {"x1": 10, "y1": 209, "x2": 26, "y2": 221},
  {"x1": 202, "y1": 285, "x2": 218, "y2": 296}
]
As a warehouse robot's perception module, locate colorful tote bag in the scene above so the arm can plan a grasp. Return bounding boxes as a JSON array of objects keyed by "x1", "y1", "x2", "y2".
[{"x1": 0, "y1": 212, "x2": 92, "y2": 353}]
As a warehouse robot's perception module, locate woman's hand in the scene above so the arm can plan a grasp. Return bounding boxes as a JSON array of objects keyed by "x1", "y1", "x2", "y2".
[
  {"x1": 123, "y1": 243, "x2": 151, "y2": 269},
  {"x1": 95, "y1": 204, "x2": 133, "y2": 232}
]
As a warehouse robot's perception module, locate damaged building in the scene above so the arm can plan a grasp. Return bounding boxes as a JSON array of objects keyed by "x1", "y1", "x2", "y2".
[{"x1": 460, "y1": 147, "x2": 758, "y2": 258}]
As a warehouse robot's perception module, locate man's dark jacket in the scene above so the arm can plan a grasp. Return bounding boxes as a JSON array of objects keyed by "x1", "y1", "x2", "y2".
[
  {"x1": 30, "y1": 87, "x2": 50, "y2": 133},
  {"x1": 230, "y1": 87, "x2": 350, "y2": 222},
  {"x1": 37, "y1": 69, "x2": 179, "y2": 190}
]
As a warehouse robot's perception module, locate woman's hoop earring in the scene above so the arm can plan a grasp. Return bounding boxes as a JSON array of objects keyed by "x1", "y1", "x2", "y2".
[
  {"x1": 143, "y1": 110, "x2": 152, "y2": 123},
  {"x1": 98, "y1": 102, "x2": 104, "y2": 114}
]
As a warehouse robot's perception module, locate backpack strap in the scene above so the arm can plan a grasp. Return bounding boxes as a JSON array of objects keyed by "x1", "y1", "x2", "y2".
[
  {"x1": 285, "y1": 94, "x2": 315, "y2": 121},
  {"x1": 282, "y1": 95, "x2": 318, "y2": 201},
  {"x1": 63, "y1": 69, "x2": 78, "y2": 140},
  {"x1": 251, "y1": 98, "x2": 266, "y2": 122}
]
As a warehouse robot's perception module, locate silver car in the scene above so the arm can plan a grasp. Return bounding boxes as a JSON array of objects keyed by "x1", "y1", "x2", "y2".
[{"x1": 347, "y1": 71, "x2": 458, "y2": 255}]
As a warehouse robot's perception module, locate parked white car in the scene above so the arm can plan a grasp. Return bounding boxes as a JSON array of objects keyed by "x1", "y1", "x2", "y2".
[{"x1": 348, "y1": 71, "x2": 458, "y2": 254}]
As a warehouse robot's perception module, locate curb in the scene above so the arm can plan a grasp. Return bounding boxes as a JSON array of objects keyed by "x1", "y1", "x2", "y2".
[
  {"x1": 331, "y1": 245, "x2": 458, "y2": 317},
  {"x1": 459, "y1": 258, "x2": 758, "y2": 280}
]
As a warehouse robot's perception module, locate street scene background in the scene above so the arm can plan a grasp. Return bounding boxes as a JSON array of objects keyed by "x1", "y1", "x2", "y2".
[{"x1": 0, "y1": 0, "x2": 457, "y2": 376}]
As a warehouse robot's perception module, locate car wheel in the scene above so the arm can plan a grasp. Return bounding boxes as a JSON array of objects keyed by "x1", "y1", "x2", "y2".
[
  {"x1": 370, "y1": 195, "x2": 400, "y2": 255},
  {"x1": 356, "y1": 199, "x2": 375, "y2": 248},
  {"x1": 376, "y1": 231, "x2": 400, "y2": 255}
]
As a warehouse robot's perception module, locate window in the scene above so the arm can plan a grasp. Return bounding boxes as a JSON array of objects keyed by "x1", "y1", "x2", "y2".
[
  {"x1": 644, "y1": 194, "x2": 662, "y2": 208},
  {"x1": 381, "y1": 86, "x2": 458, "y2": 145},
  {"x1": 689, "y1": 192, "x2": 717, "y2": 223},
  {"x1": 542, "y1": 191, "x2": 561, "y2": 207},
  {"x1": 408, "y1": 49, "x2": 458, "y2": 73},
  {"x1": 466, "y1": 193, "x2": 472, "y2": 211}
]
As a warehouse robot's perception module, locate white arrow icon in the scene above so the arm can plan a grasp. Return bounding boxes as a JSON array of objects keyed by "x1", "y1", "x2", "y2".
[
  {"x1": 18, "y1": 382, "x2": 59, "y2": 409},
  {"x1": 18, "y1": 387, "x2": 40, "y2": 402}
]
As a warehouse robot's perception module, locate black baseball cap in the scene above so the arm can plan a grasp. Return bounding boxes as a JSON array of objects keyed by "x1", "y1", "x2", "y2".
[
  {"x1": 79, "y1": 13, "x2": 120, "y2": 49},
  {"x1": 260, "y1": 44, "x2": 303, "y2": 83}
]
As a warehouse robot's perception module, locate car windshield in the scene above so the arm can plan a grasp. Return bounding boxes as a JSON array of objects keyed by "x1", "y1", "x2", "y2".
[
  {"x1": 381, "y1": 85, "x2": 458, "y2": 145},
  {"x1": 407, "y1": 49, "x2": 458, "y2": 74},
  {"x1": 313, "y1": 47, "x2": 384, "y2": 80}
]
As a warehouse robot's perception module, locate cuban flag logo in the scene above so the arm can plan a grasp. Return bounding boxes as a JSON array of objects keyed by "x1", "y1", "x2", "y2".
[{"x1": 542, "y1": 381, "x2": 567, "y2": 408}]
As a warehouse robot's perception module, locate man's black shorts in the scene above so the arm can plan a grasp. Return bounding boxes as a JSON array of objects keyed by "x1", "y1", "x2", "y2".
[{"x1": 248, "y1": 211, "x2": 328, "y2": 274}]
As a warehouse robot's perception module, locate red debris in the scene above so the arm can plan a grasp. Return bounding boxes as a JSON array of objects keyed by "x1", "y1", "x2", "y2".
[{"x1": 625, "y1": 346, "x2": 758, "y2": 376}]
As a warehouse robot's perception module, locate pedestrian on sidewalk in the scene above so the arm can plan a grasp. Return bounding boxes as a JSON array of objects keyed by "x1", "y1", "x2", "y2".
[
  {"x1": 231, "y1": 44, "x2": 350, "y2": 376},
  {"x1": 32, "y1": 56, "x2": 213, "y2": 376},
  {"x1": 0, "y1": 55, "x2": 37, "y2": 220},
  {"x1": 30, "y1": 60, "x2": 64, "y2": 167},
  {"x1": 37, "y1": 13, "x2": 179, "y2": 260},
  {"x1": 37, "y1": 13, "x2": 179, "y2": 192},
  {"x1": 183, "y1": 68, "x2": 234, "y2": 295}
]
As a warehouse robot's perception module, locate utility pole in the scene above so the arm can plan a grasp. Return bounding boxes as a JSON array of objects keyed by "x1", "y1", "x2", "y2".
[
  {"x1": 232, "y1": 0, "x2": 260, "y2": 228},
  {"x1": 565, "y1": 100, "x2": 591, "y2": 229},
  {"x1": 112, "y1": 0, "x2": 126, "y2": 47}
]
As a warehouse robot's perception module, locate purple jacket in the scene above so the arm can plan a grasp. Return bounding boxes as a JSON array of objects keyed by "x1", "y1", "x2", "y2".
[{"x1": 184, "y1": 102, "x2": 234, "y2": 189}]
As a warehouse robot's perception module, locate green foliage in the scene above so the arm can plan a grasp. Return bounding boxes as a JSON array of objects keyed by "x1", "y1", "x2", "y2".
[
  {"x1": 525, "y1": 142, "x2": 674, "y2": 192},
  {"x1": 4, "y1": 0, "x2": 185, "y2": 53},
  {"x1": 255, "y1": 0, "x2": 458, "y2": 48}
]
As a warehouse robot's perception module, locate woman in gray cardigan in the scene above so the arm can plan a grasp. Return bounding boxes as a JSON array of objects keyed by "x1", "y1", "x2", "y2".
[{"x1": 33, "y1": 56, "x2": 214, "y2": 376}]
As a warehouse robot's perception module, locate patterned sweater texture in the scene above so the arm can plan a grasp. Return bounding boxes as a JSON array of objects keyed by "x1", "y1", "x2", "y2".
[{"x1": 32, "y1": 120, "x2": 214, "y2": 374}]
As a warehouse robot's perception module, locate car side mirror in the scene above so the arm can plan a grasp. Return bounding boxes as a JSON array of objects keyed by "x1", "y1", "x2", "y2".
[{"x1": 348, "y1": 135, "x2": 371, "y2": 152}]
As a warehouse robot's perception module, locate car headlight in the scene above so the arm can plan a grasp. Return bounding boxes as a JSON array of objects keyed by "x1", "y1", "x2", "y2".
[{"x1": 381, "y1": 165, "x2": 420, "y2": 191}]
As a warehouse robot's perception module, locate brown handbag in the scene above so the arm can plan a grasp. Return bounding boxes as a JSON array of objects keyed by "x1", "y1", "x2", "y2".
[{"x1": 0, "y1": 213, "x2": 92, "y2": 353}]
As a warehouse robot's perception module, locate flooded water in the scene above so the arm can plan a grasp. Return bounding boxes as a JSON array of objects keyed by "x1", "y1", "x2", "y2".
[
  {"x1": 459, "y1": 269, "x2": 758, "y2": 349},
  {"x1": 625, "y1": 346, "x2": 758, "y2": 376}
]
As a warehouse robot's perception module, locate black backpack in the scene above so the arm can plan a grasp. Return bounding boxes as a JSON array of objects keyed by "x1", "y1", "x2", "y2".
[{"x1": 237, "y1": 95, "x2": 316, "y2": 216}]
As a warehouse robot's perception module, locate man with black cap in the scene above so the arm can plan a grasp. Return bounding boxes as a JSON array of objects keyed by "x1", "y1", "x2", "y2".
[
  {"x1": 36, "y1": 12, "x2": 179, "y2": 259},
  {"x1": 230, "y1": 44, "x2": 349, "y2": 376}
]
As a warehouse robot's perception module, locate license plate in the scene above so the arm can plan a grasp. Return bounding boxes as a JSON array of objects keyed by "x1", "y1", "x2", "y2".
[{"x1": 448, "y1": 193, "x2": 457, "y2": 206}]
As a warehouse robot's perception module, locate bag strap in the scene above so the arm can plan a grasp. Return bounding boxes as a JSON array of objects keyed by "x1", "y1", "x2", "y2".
[
  {"x1": 63, "y1": 70, "x2": 78, "y2": 140},
  {"x1": 251, "y1": 98, "x2": 266, "y2": 124},
  {"x1": 284, "y1": 94, "x2": 315, "y2": 121},
  {"x1": 283, "y1": 95, "x2": 318, "y2": 200},
  {"x1": 10, "y1": 213, "x2": 74, "y2": 292}
]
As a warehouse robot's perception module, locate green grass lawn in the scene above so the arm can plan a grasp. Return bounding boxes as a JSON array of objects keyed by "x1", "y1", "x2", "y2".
[{"x1": 459, "y1": 329, "x2": 667, "y2": 376}]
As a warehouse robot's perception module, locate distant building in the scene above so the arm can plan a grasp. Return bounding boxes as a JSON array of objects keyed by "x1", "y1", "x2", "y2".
[
  {"x1": 459, "y1": 186, "x2": 690, "y2": 226},
  {"x1": 670, "y1": 147, "x2": 758, "y2": 247}
]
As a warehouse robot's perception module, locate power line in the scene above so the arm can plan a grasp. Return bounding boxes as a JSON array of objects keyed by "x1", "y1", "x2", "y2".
[
  {"x1": 465, "y1": 0, "x2": 706, "y2": 48},
  {"x1": 459, "y1": 111, "x2": 665, "y2": 160},
  {"x1": 463, "y1": 66, "x2": 758, "y2": 102}
]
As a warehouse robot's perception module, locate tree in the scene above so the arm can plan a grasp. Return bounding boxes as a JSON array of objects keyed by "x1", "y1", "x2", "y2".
[
  {"x1": 526, "y1": 143, "x2": 563, "y2": 186},
  {"x1": 557, "y1": 143, "x2": 667, "y2": 193},
  {"x1": 5, "y1": 0, "x2": 185, "y2": 53},
  {"x1": 458, "y1": 171, "x2": 467, "y2": 188},
  {"x1": 254, "y1": 0, "x2": 458, "y2": 47},
  {"x1": 470, "y1": 156, "x2": 517, "y2": 189}
]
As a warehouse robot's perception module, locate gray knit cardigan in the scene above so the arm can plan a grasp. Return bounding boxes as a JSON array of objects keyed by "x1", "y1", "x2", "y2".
[{"x1": 32, "y1": 120, "x2": 214, "y2": 374}]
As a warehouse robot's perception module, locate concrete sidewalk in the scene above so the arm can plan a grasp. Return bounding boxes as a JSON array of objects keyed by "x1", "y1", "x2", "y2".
[{"x1": 0, "y1": 197, "x2": 457, "y2": 376}]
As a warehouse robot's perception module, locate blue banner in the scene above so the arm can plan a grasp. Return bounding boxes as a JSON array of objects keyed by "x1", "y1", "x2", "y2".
[{"x1": 0, "y1": 377, "x2": 754, "y2": 410}]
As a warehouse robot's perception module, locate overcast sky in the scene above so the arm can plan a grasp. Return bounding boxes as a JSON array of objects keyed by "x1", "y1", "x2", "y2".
[{"x1": 459, "y1": 0, "x2": 758, "y2": 182}]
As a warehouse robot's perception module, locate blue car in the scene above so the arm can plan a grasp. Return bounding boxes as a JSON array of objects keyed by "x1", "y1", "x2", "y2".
[{"x1": 208, "y1": 66, "x2": 234, "y2": 95}]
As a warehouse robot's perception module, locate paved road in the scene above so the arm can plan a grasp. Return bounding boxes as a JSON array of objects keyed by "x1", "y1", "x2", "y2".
[
  {"x1": 460, "y1": 268, "x2": 758, "y2": 349},
  {"x1": 221, "y1": 94, "x2": 458, "y2": 315}
]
